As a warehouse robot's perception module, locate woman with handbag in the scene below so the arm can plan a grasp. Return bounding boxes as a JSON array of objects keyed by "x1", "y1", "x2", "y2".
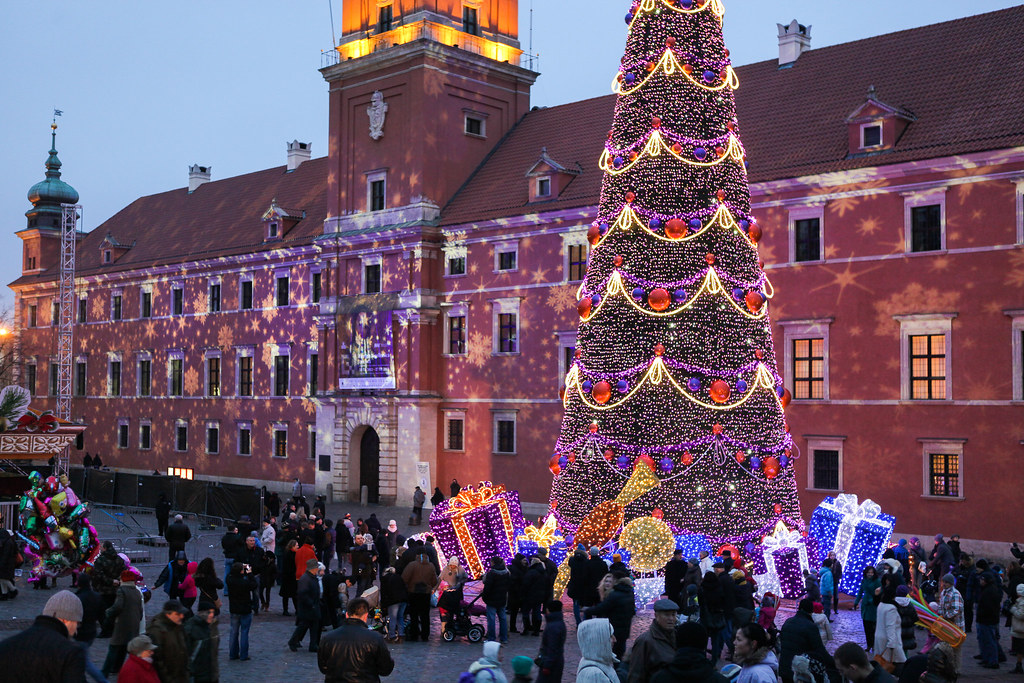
[
  {"x1": 194, "y1": 558, "x2": 223, "y2": 615},
  {"x1": 873, "y1": 585, "x2": 906, "y2": 675}
]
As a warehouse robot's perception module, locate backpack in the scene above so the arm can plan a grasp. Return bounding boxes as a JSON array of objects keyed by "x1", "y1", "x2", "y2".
[{"x1": 458, "y1": 669, "x2": 495, "y2": 683}]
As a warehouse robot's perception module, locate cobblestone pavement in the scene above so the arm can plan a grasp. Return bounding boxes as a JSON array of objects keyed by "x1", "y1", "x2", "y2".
[{"x1": 0, "y1": 502, "x2": 1013, "y2": 681}]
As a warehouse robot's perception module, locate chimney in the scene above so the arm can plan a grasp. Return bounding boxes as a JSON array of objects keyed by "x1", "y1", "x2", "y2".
[
  {"x1": 777, "y1": 20, "x2": 811, "y2": 66},
  {"x1": 286, "y1": 140, "x2": 311, "y2": 172},
  {"x1": 188, "y1": 164, "x2": 212, "y2": 193}
]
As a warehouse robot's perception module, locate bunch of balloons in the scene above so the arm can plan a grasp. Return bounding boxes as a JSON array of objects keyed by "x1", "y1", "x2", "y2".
[{"x1": 17, "y1": 471, "x2": 99, "y2": 581}]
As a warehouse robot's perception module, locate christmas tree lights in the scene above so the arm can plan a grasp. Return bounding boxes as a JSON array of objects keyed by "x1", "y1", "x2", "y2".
[{"x1": 549, "y1": 0, "x2": 803, "y2": 547}]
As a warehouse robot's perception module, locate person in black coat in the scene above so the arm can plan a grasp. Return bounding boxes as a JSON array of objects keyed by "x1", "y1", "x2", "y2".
[
  {"x1": 583, "y1": 547, "x2": 609, "y2": 605},
  {"x1": 508, "y1": 553, "x2": 528, "y2": 634},
  {"x1": 164, "y1": 515, "x2": 191, "y2": 561},
  {"x1": 537, "y1": 547, "x2": 559, "y2": 604},
  {"x1": 779, "y1": 598, "x2": 840, "y2": 683},
  {"x1": 431, "y1": 487, "x2": 445, "y2": 506},
  {"x1": 482, "y1": 556, "x2": 511, "y2": 643},
  {"x1": 537, "y1": 600, "x2": 566, "y2": 683},
  {"x1": 521, "y1": 557, "x2": 549, "y2": 636},
  {"x1": 0, "y1": 528, "x2": 19, "y2": 600},
  {"x1": 715, "y1": 561, "x2": 738, "y2": 657},
  {"x1": 289, "y1": 558, "x2": 322, "y2": 652},
  {"x1": 318, "y1": 597, "x2": 395, "y2": 681},
  {"x1": 74, "y1": 574, "x2": 108, "y2": 683},
  {"x1": 322, "y1": 568, "x2": 346, "y2": 630},
  {"x1": 450, "y1": 479, "x2": 461, "y2": 498},
  {"x1": 225, "y1": 562, "x2": 258, "y2": 661},
  {"x1": 584, "y1": 575, "x2": 636, "y2": 659},
  {"x1": 380, "y1": 566, "x2": 408, "y2": 642},
  {"x1": 567, "y1": 548, "x2": 590, "y2": 625},
  {"x1": 976, "y1": 571, "x2": 1007, "y2": 667},
  {"x1": 155, "y1": 493, "x2": 172, "y2": 536},
  {"x1": 651, "y1": 622, "x2": 730, "y2": 683},
  {"x1": 700, "y1": 570, "x2": 728, "y2": 661},
  {"x1": 663, "y1": 549, "x2": 687, "y2": 607},
  {"x1": 0, "y1": 590, "x2": 87, "y2": 682}
]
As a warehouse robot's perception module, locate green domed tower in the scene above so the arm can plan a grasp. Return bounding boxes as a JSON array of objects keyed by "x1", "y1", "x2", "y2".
[{"x1": 25, "y1": 123, "x2": 79, "y2": 231}]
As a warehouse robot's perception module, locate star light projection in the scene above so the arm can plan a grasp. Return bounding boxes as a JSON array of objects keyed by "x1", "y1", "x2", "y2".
[{"x1": 548, "y1": 0, "x2": 803, "y2": 545}]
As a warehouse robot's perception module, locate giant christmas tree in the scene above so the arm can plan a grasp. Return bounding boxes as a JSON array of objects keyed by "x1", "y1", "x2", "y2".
[{"x1": 549, "y1": 0, "x2": 803, "y2": 549}]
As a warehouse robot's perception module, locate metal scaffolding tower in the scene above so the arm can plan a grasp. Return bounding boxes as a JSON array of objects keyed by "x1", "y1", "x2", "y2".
[{"x1": 55, "y1": 203, "x2": 80, "y2": 476}]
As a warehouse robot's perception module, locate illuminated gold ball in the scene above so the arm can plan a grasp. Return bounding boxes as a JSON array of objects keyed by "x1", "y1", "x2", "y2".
[{"x1": 619, "y1": 516, "x2": 676, "y2": 572}]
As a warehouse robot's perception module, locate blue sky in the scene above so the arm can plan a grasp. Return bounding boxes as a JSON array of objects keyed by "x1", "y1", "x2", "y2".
[{"x1": 1, "y1": 0, "x2": 1018, "y2": 312}]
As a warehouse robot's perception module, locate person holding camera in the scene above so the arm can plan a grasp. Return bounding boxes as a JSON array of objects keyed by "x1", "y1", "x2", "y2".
[{"x1": 225, "y1": 562, "x2": 257, "y2": 661}]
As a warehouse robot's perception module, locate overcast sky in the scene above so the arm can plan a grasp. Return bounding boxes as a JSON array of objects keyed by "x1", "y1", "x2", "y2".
[{"x1": 1, "y1": 0, "x2": 1017, "y2": 312}]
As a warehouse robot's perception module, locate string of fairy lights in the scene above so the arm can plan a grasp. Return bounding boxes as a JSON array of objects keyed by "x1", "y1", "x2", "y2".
[{"x1": 548, "y1": 0, "x2": 804, "y2": 547}]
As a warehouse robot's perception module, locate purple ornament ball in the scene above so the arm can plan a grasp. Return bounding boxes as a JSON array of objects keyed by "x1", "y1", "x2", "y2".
[
  {"x1": 659, "y1": 457, "x2": 674, "y2": 473},
  {"x1": 739, "y1": 220, "x2": 750, "y2": 232},
  {"x1": 702, "y1": 70, "x2": 716, "y2": 84},
  {"x1": 688, "y1": 218, "x2": 702, "y2": 230},
  {"x1": 776, "y1": 384, "x2": 786, "y2": 398},
  {"x1": 750, "y1": 456, "x2": 761, "y2": 470},
  {"x1": 735, "y1": 379, "x2": 748, "y2": 393},
  {"x1": 590, "y1": 294, "x2": 601, "y2": 307},
  {"x1": 686, "y1": 377, "x2": 701, "y2": 392},
  {"x1": 780, "y1": 454, "x2": 789, "y2": 468},
  {"x1": 632, "y1": 287, "x2": 646, "y2": 302},
  {"x1": 693, "y1": 147, "x2": 707, "y2": 161},
  {"x1": 624, "y1": 73, "x2": 636, "y2": 85},
  {"x1": 673, "y1": 289, "x2": 688, "y2": 303},
  {"x1": 624, "y1": 12, "x2": 634, "y2": 24},
  {"x1": 582, "y1": 379, "x2": 593, "y2": 393},
  {"x1": 613, "y1": 156, "x2": 624, "y2": 169},
  {"x1": 616, "y1": 455, "x2": 630, "y2": 470},
  {"x1": 649, "y1": 218, "x2": 663, "y2": 231},
  {"x1": 558, "y1": 456, "x2": 568, "y2": 468},
  {"x1": 615, "y1": 379, "x2": 629, "y2": 393},
  {"x1": 731, "y1": 287, "x2": 744, "y2": 300}
]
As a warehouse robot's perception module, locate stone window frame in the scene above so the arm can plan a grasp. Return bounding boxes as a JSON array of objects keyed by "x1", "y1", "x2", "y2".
[
  {"x1": 788, "y1": 203, "x2": 825, "y2": 264},
  {"x1": 804, "y1": 435, "x2": 845, "y2": 493},
  {"x1": 919, "y1": 438, "x2": 966, "y2": 500},
  {"x1": 903, "y1": 187, "x2": 948, "y2": 253},
  {"x1": 779, "y1": 318, "x2": 833, "y2": 402},
  {"x1": 491, "y1": 409, "x2": 517, "y2": 455},
  {"x1": 894, "y1": 313, "x2": 956, "y2": 401},
  {"x1": 442, "y1": 301, "x2": 470, "y2": 357},
  {"x1": 443, "y1": 409, "x2": 466, "y2": 452},
  {"x1": 490, "y1": 297, "x2": 520, "y2": 356}
]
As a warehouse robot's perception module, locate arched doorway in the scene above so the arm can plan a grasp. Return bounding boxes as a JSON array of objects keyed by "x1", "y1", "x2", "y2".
[{"x1": 359, "y1": 427, "x2": 380, "y2": 504}]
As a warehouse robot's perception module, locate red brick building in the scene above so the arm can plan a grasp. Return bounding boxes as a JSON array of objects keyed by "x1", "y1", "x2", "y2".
[{"x1": 11, "y1": 3, "x2": 1024, "y2": 543}]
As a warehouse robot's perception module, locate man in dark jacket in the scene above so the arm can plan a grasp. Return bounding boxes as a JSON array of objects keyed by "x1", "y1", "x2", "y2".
[
  {"x1": 508, "y1": 553, "x2": 528, "y2": 634},
  {"x1": 155, "y1": 493, "x2": 172, "y2": 536},
  {"x1": 715, "y1": 561, "x2": 738, "y2": 657},
  {"x1": 234, "y1": 533, "x2": 266, "y2": 614},
  {"x1": 522, "y1": 556, "x2": 550, "y2": 636},
  {"x1": 73, "y1": 573, "x2": 108, "y2": 683},
  {"x1": 954, "y1": 554, "x2": 976, "y2": 632},
  {"x1": 318, "y1": 597, "x2": 395, "y2": 682},
  {"x1": 92, "y1": 540, "x2": 125, "y2": 637},
  {"x1": 482, "y1": 556, "x2": 511, "y2": 643},
  {"x1": 221, "y1": 525, "x2": 242, "y2": 577},
  {"x1": 779, "y1": 598, "x2": 840, "y2": 683},
  {"x1": 184, "y1": 601, "x2": 220, "y2": 683},
  {"x1": 164, "y1": 514, "x2": 191, "y2": 561},
  {"x1": 628, "y1": 598, "x2": 677, "y2": 683},
  {"x1": 929, "y1": 534, "x2": 956, "y2": 582},
  {"x1": 650, "y1": 622, "x2": 729, "y2": 683},
  {"x1": 834, "y1": 641, "x2": 897, "y2": 682},
  {"x1": 226, "y1": 562, "x2": 258, "y2": 660},
  {"x1": 102, "y1": 571, "x2": 145, "y2": 677},
  {"x1": 976, "y1": 571, "x2": 1007, "y2": 668},
  {"x1": 585, "y1": 575, "x2": 636, "y2": 659},
  {"x1": 147, "y1": 599, "x2": 189, "y2": 683},
  {"x1": 0, "y1": 590, "x2": 86, "y2": 682},
  {"x1": 663, "y1": 549, "x2": 687, "y2": 607},
  {"x1": 401, "y1": 550, "x2": 438, "y2": 641},
  {"x1": 290, "y1": 558, "x2": 322, "y2": 652},
  {"x1": 537, "y1": 600, "x2": 566, "y2": 683},
  {"x1": 537, "y1": 547, "x2": 559, "y2": 604}
]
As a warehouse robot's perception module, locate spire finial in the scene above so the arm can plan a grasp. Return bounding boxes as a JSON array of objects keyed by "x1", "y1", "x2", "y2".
[{"x1": 867, "y1": 84, "x2": 877, "y2": 100}]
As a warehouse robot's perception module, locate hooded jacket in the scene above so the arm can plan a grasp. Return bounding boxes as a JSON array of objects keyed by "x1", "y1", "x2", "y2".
[
  {"x1": 895, "y1": 596, "x2": 918, "y2": 652},
  {"x1": 736, "y1": 647, "x2": 780, "y2": 683},
  {"x1": 482, "y1": 560, "x2": 511, "y2": 608},
  {"x1": 576, "y1": 619, "x2": 621, "y2": 683},
  {"x1": 147, "y1": 612, "x2": 189, "y2": 683},
  {"x1": 470, "y1": 640, "x2": 510, "y2": 683}
]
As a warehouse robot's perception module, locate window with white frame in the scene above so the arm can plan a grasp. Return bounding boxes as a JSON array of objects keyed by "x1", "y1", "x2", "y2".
[
  {"x1": 805, "y1": 435, "x2": 844, "y2": 491},
  {"x1": 272, "y1": 423, "x2": 288, "y2": 458},
  {"x1": 904, "y1": 188, "x2": 947, "y2": 253},
  {"x1": 366, "y1": 170, "x2": 387, "y2": 212},
  {"x1": 562, "y1": 231, "x2": 589, "y2": 282},
  {"x1": 860, "y1": 123, "x2": 882, "y2": 148},
  {"x1": 443, "y1": 302, "x2": 469, "y2": 356},
  {"x1": 240, "y1": 276, "x2": 254, "y2": 310},
  {"x1": 117, "y1": 418, "x2": 129, "y2": 449},
  {"x1": 895, "y1": 313, "x2": 956, "y2": 400},
  {"x1": 362, "y1": 255, "x2": 382, "y2": 294},
  {"x1": 556, "y1": 330, "x2": 578, "y2": 386},
  {"x1": 272, "y1": 345, "x2": 290, "y2": 397},
  {"x1": 920, "y1": 438, "x2": 965, "y2": 499},
  {"x1": 111, "y1": 292, "x2": 122, "y2": 321},
  {"x1": 492, "y1": 410, "x2": 517, "y2": 454},
  {"x1": 108, "y1": 353, "x2": 122, "y2": 397},
  {"x1": 168, "y1": 350, "x2": 184, "y2": 397},
  {"x1": 444, "y1": 410, "x2": 466, "y2": 451},
  {"x1": 276, "y1": 270, "x2": 291, "y2": 307},
  {"x1": 494, "y1": 241, "x2": 518, "y2": 272},
  {"x1": 208, "y1": 279, "x2": 221, "y2": 313},
  {"x1": 206, "y1": 421, "x2": 220, "y2": 455},
  {"x1": 1007, "y1": 310, "x2": 1024, "y2": 401},
  {"x1": 788, "y1": 204, "x2": 825, "y2": 263},
  {"x1": 74, "y1": 357, "x2": 87, "y2": 396},
  {"x1": 536, "y1": 177, "x2": 552, "y2": 198},
  {"x1": 139, "y1": 420, "x2": 152, "y2": 450},
  {"x1": 174, "y1": 419, "x2": 188, "y2": 452},
  {"x1": 137, "y1": 353, "x2": 152, "y2": 397},
  {"x1": 140, "y1": 288, "x2": 153, "y2": 318},
  {"x1": 311, "y1": 269, "x2": 322, "y2": 304},
  {"x1": 78, "y1": 296, "x2": 87, "y2": 323},
  {"x1": 237, "y1": 422, "x2": 252, "y2": 456},
  {"x1": 236, "y1": 346, "x2": 254, "y2": 397},
  {"x1": 26, "y1": 303, "x2": 37, "y2": 328},
  {"x1": 444, "y1": 243, "x2": 467, "y2": 278},
  {"x1": 491, "y1": 298, "x2": 520, "y2": 355},
  {"x1": 464, "y1": 111, "x2": 486, "y2": 138},
  {"x1": 780, "y1": 318, "x2": 832, "y2": 401},
  {"x1": 205, "y1": 351, "x2": 221, "y2": 397}
]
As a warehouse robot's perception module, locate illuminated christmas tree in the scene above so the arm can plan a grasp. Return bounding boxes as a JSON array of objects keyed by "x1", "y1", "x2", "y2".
[{"x1": 549, "y1": 0, "x2": 803, "y2": 549}]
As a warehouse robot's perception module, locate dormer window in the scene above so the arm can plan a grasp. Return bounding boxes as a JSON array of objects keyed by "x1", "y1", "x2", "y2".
[
  {"x1": 262, "y1": 199, "x2": 303, "y2": 240},
  {"x1": 268, "y1": 222, "x2": 278, "y2": 238},
  {"x1": 861, "y1": 124, "x2": 882, "y2": 148},
  {"x1": 525, "y1": 148, "x2": 580, "y2": 203},
  {"x1": 103, "y1": 250, "x2": 111, "y2": 263},
  {"x1": 536, "y1": 177, "x2": 552, "y2": 198}
]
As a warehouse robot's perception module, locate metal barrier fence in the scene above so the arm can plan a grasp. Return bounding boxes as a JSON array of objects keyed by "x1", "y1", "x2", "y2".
[{"x1": 0, "y1": 501, "x2": 17, "y2": 531}]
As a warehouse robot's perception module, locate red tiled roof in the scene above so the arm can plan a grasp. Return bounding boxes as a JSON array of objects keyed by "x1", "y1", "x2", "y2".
[
  {"x1": 11, "y1": 157, "x2": 329, "y2": 287},
  {"x1": 441, "y1": 5, "x2": 1024, "y2": 225}
]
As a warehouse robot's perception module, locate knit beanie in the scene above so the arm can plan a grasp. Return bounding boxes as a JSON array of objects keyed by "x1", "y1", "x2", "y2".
[
  {"x1": 511, "y1": 655, "x2": 534, "y2": 676},
  {"x1": 941, "y1": 573, "x2": 956, "y2": 586},
  {"x1": 42, "y1": 590, "x2": 84, "y2": 622}
]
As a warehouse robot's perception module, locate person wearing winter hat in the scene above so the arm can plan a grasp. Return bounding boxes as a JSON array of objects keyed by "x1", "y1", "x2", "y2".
[
  {"x1": 576, "y1": 619, "x2": 622, "y2": 683},
  {"x1": 469, "y1": 640, "x2": 509, "y2": 683},
  {"x1": 117, "y1": 635, "x2": 160, "y2": 683},
  {"x1": 628, "y1": 598, "x2": 677, "y2": 683},
  {"x1": 0, "y1": 589, "x2": 86, "y2": 681},
  {"x1": 184, "y1": 600, "x2": 220, "y2": 682},
  {"x1": 101, "y1": 569, "x2": 146, "y2": 677},
  {"x1": 511, "y1": 654, "x2": 535, "y2": 682},
  {"x1": 148, "y1": 600, "x2": 189, "y2": 683},
  {"x1": 936, "y1": 572, "x2": 965, "y2": 672},
  {"x1": 651, "y1": 622, "x2": 729, "y2": 683}
]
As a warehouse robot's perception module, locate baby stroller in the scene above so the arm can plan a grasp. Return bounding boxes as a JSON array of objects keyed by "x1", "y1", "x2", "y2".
[{"x1": 438, "y1": 583, "x2": 484, "y2": 643}]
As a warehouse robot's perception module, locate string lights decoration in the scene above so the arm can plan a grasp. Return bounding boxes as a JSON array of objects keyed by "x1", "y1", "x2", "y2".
[
  {"x1": 549, "y1": 0, "x2": 803, "y2": 546},
  {"x1": 428, "y1": 481, "x2": 526, "y2": 579},
  {"x1": 808, "y1": 495, "x2": 896, "y2": 596}
]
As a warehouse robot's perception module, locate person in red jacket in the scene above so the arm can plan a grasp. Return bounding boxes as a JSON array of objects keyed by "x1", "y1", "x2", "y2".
[
  {"x1": 118, "y1": 634, "x2": 161, "y2": 683},
  {"x1": 295, "y1": 537, "x2": 317, "y2": 581}
]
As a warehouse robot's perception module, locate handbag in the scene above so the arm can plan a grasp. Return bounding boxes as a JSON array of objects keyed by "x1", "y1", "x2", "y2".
[{"x1": 873, "y1": 652, "x2": 895, "y2": 673}]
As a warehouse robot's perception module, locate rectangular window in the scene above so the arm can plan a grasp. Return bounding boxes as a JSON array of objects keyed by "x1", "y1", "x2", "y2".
[
  {"x1": 207, "y1": 357, "x2": 220, "y2": 397},
  {"x1": 168, "y1": 467, "x2": 194, "y2": 480},
  {"x1": 118, "y1": 423, "x2": 129, "y2": 449},
  {"x1": 274, "y1": 429, "x2": 288, "y2": 458},
  {"x1": 208, "y1": 284, "x2": 221, "y2": 313},
  {"x1": 276, "y1": 276, "x2": 289, "y2": 306},
  {"x1": 498, "y1": 313, "x2": 517, "y2": 353},
  {"x1": 112, "y1": 295, "x2": 122, "y2": 321},
  {"x1": 910, "y1": 334, "x2": 946, "y2": 400},
  {"x1": 465, "y1": 116, "x2": 483, "y2": 136},
  {"x1": 448, "y1": 315, "x2": 466, "y2": 355},
  {"x1": 448, "y1": 256, "x2": 466, "y2": 276},
  {"x1": 78, "y1": 298, "x2": 87, "y2": 323},
  {"x1": 567, "y1": 244, "x2": 588, "y2": 281},
  {"x1": 238, "y1": 425, "x2": 252, "y2": 456},
  {"x1": 309, "y1": 353, "x2": 318, "y2": 395},
  {"x1": 169, "y1": 359, "x2": 183, "y2": 397},
  {"x1": 308, "y1": 427, "x2": 316, "y2": 460},
  {"x1": 498, "y1": 250, "x2": 517, "y2": 271},
  {"x1": 172, "y1": 288, "x2": 184, "y2": 315},
  {"x1": 447, "y1": 416, "x2": 465, "y2": 451},
  {"x1": 911, "y1": 205, "x2": 942, "y2": 253},
  {"x1": 141, "y1": 291, "x2": 152, "y2": 318},
  {"x1": 370, "y1": 179, "x2": 385, "y2": 212},
  {"x1": 140, "y1": 423, "x2": 151, "y2": 450},
  {"x1": 28, "y1": 305, "x2": 37, "y2": 328},
  {"x1": 564, "y1": 346, "x2": 576, "y2": 377},
  {"x1": 75, "y1": 361, "x2": 87, "y2": 396},
  {"x1": 50, "y1": 363, "x2": 58, "y2": 395},
  {"x1": 462, "y1": 6, "x2": 478, "y2": 34},
  {"x1": 929, "y1": 453, "x2": 960, "y2": 497},
  {"x1": 240, "y1": 280, "x2": 253, "y2": 310},
  {"x1": 138, "y1": 359, "x2": 151, "y2": 397},
  {"x1": 238, "y1": 356, "x2": 253, "y2": 396},
  {"x1": 812, "y1": 449, "x2": 840, "y2": 490},
  {"x1": 109, "y1": 361, "x2": 121, "y2": 397},
  {"x1": 312, "y1": 272, "x2": 322, "y2": 303},
  {"x1": 26, "y1": 365, "x2": 36, "y2": 395},
  {"x1": 268, "y1": 222, "x2": 278, "y2": 238},
  {"x1": 364, "y1": 264, "x2": 381, "y2": 294},
  {"x1": 496, "y1": 418, "x2": 515, "y2": 454},
  {"x1": 862, "y1": 124, "x2": 882, "y2": 148},
  {"x1": 794, "y1": 218, "x2": 821, "y2": 262},
  {"x1": 378, "y1": 5, "x2": 392, "y2": 31},
  {"x1": 274, "y1": 355, "x2": 289, "y2": 396},
  {"x1": 792, "y1": 338, "x2": 825, "y2": 400},
  {"x1": 537, "y1": 177, "x2": 551, "y2": 197},
  {"x1": 206, "y1": 426, "x2": 219, "y2": 454},
  {"x1": 175, "y1": 424, "x2": 188, "y2": 452}
]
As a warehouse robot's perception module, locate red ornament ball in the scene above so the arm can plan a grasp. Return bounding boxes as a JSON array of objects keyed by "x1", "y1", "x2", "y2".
[
  {"x1": 646, "y1": 61, "x2": 656, "y2": 73},
  {"x1": 773, "y1": 504, "x2": 783, "y2": 515},
  {"x1": 763, "y1": 456, "x2": 780, "y2": 479},
  {"x1": 636, "y1": 454, "x2": 656, "y2": 472},
  {"x1": 727, "y1": 121, "x2": 736, "y2": 132},
  {"x1": 671, "y1": 143, "x2": 683, "y2": 155},
  {"x1": 628, "y1": 151, "x2": 638, "y2": 161},
  {"x1": 653, "y1": 343, "x2": 666, "y2": 356},
  {"x1": 754, "y1": 349, "x2": 764, "y2": 360},
  {"x1": 745, "y1": 291, "x2": 764, "y2": 313},
  {"x1": 648, "y1": 288, "x2": 671, "y2": 311},
  {"x1": 682, "y1": 63, "x2": 694, "y2": 75},
  {"x1": 651, "y1": 116, "x2": 662, "y2": 129},
  {"x1": 548, "y1": 456, "x2": 561, "y2": 476},
  {"x1": 589, "y1": 423, "x2": 599, "y2": 434},
  {"x1": 705, "y1": 253, "x2": 716, "y2": 265},
  {"x1": 652, "y1": 508, "x2": 664, "y2": 520},
  {"x1": 587, "y1": 225, "x2": 601, "y2": 246},
  {"x1": 735, "y1": 451, "x2": 746, "y2": 464},
  {"x1": 712, "y1": 423, "x2": 724, "y2": 435},
  {"x1": 568, "y1": 453, "x2": 576, "y2": 464},
  {"x1": 748, "y1": 224, "x2": 763, "y2": 244},
  {"x1": 781, "y1": 388, "x2": 792, "y2": 408},
  {"x1": 592, "y1": 381, "x2": 612, "y2": 405},
  {"x1": 551, "y1": 499, "x2": 558, "y2": 509},
  {"x1": 681, "y1": 451, "x2": 693, "y2": 466},
  {"x1": 665, "y1": 36, "x2": 676, "y2": 48},
  {"x1": 665, "y1": 219, "x2": 687, "y2": 240},
  {"x1": 715, "y1": 145, "x2": 725, "y2": 158},
  {"x1": 625, "y1": 191, "x2": 636, "y2": 203},
  {"x1": 574, "y1": 348, "x2": 582, "y2": 359},
  {"x1": 558, "y1": 387, "x2": 565, "y2": 401},
  {"x1": 603, "y1": 449, "x2": 614, "y2": 461},
  {"x1": 709, "y1": 380, "x2": 731, "y2": 404},
  {"x1": 613, "y1": 254, "x2": 624, "y2": 267},
  {"x1": 577, "y1": 298, "x2": 592, "y2": 318},
  {"x1": 716, "y1": 189, "x2": 727, "y2": 201}
]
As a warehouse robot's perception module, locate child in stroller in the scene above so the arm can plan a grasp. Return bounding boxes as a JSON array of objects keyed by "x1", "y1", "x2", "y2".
[{"x1": 438, "y1": 581, "x2": 484, "y2": 642}]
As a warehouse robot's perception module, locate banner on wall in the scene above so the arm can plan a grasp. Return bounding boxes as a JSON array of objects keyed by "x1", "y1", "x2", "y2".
[
  {"x1": 339, "y1": 307, "x2": 396, "y2": 389},
  {"x1": 416, "y1": 462, "x2": 431, "y2": 506}
]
